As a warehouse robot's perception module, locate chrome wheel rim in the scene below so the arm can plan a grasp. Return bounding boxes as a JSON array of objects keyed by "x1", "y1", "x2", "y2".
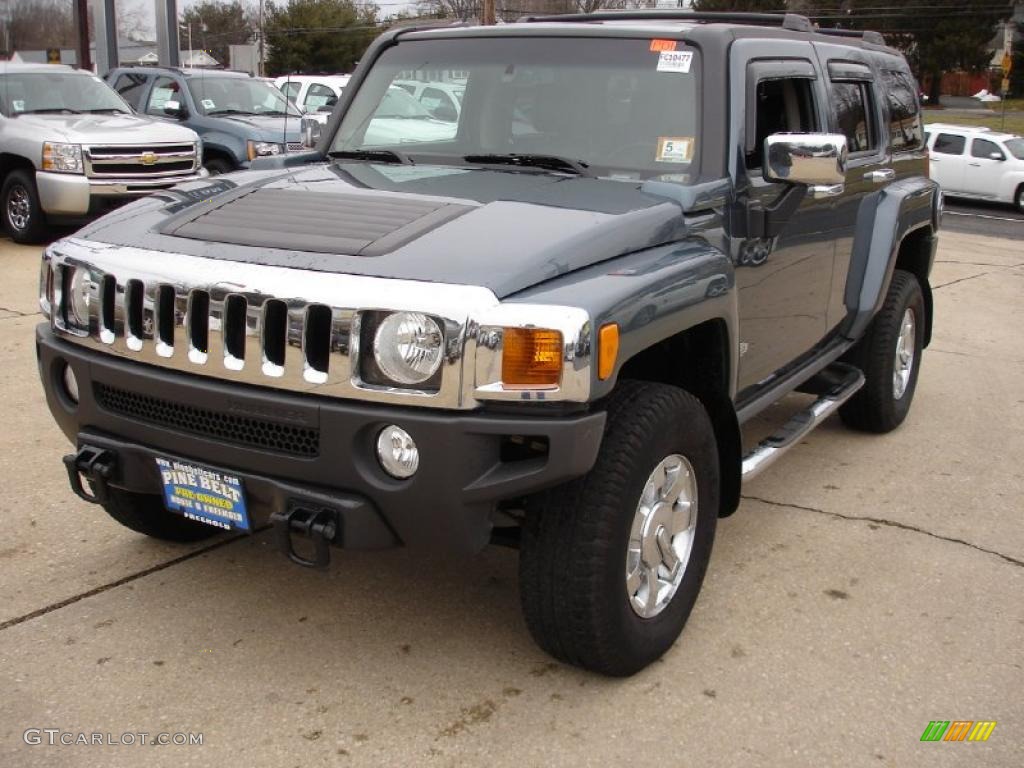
[
  {"x1": 893, "y1": 307, "x2": 916, "y2": 400},
  {"x1": 626, "y1": 454, "x2": 698, "y2": 619},
  {"x1": 7, "y1": 186, "x2": 30, "y2": 231}
]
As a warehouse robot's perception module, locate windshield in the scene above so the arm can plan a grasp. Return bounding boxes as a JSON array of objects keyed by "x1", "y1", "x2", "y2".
[
  {"x1": 332, "y1": 37, "x2": 700, "y2": 180},
  {"x1": 187, "y1": 76, "x2": 301, "y2": 117},
  {"x1": 1005, "y1": 138, "x2": 1024, "y2": 160},
  {"x1": 0, "y1": 72, "x2": 130, "y2": 115}
]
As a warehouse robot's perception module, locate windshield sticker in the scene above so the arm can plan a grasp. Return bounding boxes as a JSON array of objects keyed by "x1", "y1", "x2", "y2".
[
  {"x1": 11, "y1": 100, "x2": 24, "y2": 112},
  {"x1": 656, "y1": 50, "x2": 693, "y2": 74},
  {"x1": 650, "y1": 39, "x2": 677, "y2": 52},
  {"x1": 656, "y1": 137, "x2": 694, "y2": 163},
  {"x1": 201, "y1": 98, "x2": 216, "y2": 110}
]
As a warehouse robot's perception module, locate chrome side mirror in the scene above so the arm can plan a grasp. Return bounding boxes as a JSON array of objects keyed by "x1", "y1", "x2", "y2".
[
  {"x1": 301, "y1": 117, "x2": 321, "y2": 149},
  {"x1": 764, "y1": 133, "x2": 848, "y2": 190}
]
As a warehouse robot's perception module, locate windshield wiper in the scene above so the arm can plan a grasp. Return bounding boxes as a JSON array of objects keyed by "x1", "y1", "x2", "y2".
[
  {"x1": 20, "y1": 107, "x2": 83, "y2": 115},
  {"x1": 328, "y1": 149, "x2": 413, "y2": 165},
  {"x1": 463, "y1": 153, "x2": 593, "y2": 177},
  {"x1": 207, "y1": 109, "x2": 258, "y2": 116},
  {"x1": 257, "y1": 110, "x2": 298, "y2": 117},
  {"x1": 82, "y1": 108, "x2": 128, "y2": 114}
]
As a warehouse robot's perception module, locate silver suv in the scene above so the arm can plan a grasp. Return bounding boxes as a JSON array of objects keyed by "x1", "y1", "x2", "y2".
[{"x1": 0, "y1": 62, "x2": 205, "y2": 243}]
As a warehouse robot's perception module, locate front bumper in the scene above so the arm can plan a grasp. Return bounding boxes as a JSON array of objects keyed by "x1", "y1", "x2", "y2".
[
  {"x1": 36, "y1": 169, "x2": 209, "y2": 217},
  {"x1": 38, "y1": 325, "x2": 606, "y2": 554}
]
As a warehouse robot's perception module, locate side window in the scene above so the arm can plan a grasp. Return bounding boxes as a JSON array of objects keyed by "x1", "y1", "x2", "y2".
[
  {"x1": 281, "y1": 81, "x2": 300, "y2": 101},
  {"x1": 882, "y1": 69, "x2": 923, "y2": 151},
  {"x1": 933, "y1": 133, "x2": 966, "y2": 155},
  {"x1": 303, "y1": 83, "x2": 336, "y2": 111},
  {"x1": 746, "y1": 77, "x2": 819, "y2": 169},
  {"x1": 113, "y1": 73, "x2": 148, "y2": 110},
  {"x1": 831, "y1": 81, "x2": 878, "y2": 153},
  {"x1": 970, "y1": 138, "x2": 1004, "y2": 160},
  {"x1": 146, "y1": 76, "x2": 181, "y2": 116},
  {"x1": 420, "y1": 87, "x2": 458, "y2": 122}
]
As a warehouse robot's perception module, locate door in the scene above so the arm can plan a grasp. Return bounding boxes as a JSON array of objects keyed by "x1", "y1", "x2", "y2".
[
  {"x1": 111, "y1": 72, "x2": 150, "y2": 111},
  {"x1": 929, "y1": 132, "x2": 968, "y2": 193},
  {"x1": 814, "y1": 46, "x2": 891, "y2": 331},
  {"x1": 144, "y1": 75, "x2": 184, "y2": 119},
  {"x1": 731, "y1": 48, "x2": 837, "y2": 393},
  {"x1": 964, "y1": 137, "x2": 1006, "y2": 197}
]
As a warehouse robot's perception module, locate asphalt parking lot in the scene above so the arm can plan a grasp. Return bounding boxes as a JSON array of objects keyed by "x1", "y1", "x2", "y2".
[{"x1": 0, "y1": 229, "x2": 1021, "y2": 767}]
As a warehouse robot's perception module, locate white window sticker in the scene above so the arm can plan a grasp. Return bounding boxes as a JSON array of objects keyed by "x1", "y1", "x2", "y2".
[
  {"x1": 202, "y1": 98, "x2": 216, "y2": 110},
  {"x1": 657, "y1": 50, "x2": 693, "y2": 74},
  {"x1": 656, "y1": 137, "x2": 694, "y2": 163},
  {"x1": 11, "y1": 99, "x2": 25, "y2": 112}
]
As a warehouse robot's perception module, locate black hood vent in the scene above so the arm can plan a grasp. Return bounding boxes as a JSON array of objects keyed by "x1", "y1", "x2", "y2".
[{"x1": 161, "y1": 187, "x2": 473, "y2": 256}]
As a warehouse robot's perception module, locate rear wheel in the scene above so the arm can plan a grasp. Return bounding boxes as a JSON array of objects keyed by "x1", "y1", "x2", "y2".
[
  {"x1": 1015, "y1": 184, "x2": 1023, "y2": 213},
  {"x1": 519, "y1": 380, "x2": 719, "y2": 676},
  {"x1": 840, "y1": 269, "x2": 925, "y2": 433},
  {"x1": 100, "y1": 487, "x2": 220, "y2": 543},
  {"x1": 2, "y1": 169, "x2": 48, "y2": 244},
  {"x1": 203, "y1": 157, "x2": 234, "y2": 175}
]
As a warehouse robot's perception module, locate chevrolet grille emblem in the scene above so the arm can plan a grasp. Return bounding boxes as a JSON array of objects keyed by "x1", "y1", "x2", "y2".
[{"x1": 140, "y1": 151, "x2": 158, "y2": 166}]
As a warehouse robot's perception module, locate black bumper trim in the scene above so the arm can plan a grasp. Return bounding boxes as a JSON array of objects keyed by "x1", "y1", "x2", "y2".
[{"x1": 37, "y1": 324, "x2": 606, "y2": 554}]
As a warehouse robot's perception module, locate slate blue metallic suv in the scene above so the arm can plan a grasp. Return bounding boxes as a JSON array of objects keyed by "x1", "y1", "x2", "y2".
[{"x1": 106, "y1": 67, "x2": 304, "y2": 173}]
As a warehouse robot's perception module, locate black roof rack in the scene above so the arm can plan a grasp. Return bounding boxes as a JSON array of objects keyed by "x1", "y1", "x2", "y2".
[
  {"x1": 518, "y1": 10, "x2": 815, "y2": 33},
  {"x1": 814, "y1": 27, "x2": 887, "y2": 45}
]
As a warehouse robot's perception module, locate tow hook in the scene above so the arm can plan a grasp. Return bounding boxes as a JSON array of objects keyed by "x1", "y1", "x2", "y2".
[
  {"x1": 62, "y1": 445, "x2": 117, "y2": 505},
  {"x1": 270, "y1": 503, "x2": 339, "y2": 569}
]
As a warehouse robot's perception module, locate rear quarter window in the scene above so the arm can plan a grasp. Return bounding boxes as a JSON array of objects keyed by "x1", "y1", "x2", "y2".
[{"x1": 882, "y1": 69, "x2": 923, "y2": 151}]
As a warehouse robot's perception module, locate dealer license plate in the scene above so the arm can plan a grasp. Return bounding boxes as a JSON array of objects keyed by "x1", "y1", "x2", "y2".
[{"x1": 155, "y1": 457, "x2": 250, "y2": 531}]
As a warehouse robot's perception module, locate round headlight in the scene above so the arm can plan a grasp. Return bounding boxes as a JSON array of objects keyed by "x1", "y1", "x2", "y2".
[
  {"x1": 376, "y1": 425, "x2": 419, "y2": 479},
  {"x1": 67, "y1": 267, "x2": 91, "y2": 327},
  {"x1": 372, "y1": 312, "x2": 443, "y2": 385}
]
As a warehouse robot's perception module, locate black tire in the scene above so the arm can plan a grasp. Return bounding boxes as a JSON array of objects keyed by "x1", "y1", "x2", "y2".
[
  {"x1": 203, "y1": 157, "x2": 234, "y2": 175},
  {"x1": 2, "y1": 169, "x2": 48, "y2": 244},
  {"x1": 99, "y1": 487, "x2": 220, "y2": 543},
  {"x1": 840, "y1": 269, "x2": 925, "y2": 433},
  {"x1": 519, "y1": 380, "x2": 719, "y2": 676},
  {"x1": 1015, "y1": 184, "x2": 1023, "y2": 214}
]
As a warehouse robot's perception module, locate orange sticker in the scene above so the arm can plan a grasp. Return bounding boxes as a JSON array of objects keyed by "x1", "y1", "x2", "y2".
[{"x1": 650, "y1": 39, "x2": 677, "y2": 53}]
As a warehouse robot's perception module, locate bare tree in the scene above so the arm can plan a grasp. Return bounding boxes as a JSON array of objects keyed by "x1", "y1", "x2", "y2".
[{"x1": 4, "y1": 0, "x2": 77, "y2": 51}]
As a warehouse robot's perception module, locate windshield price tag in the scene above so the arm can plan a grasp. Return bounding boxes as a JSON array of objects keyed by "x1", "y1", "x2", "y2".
[
  {"x1": 656, "y1": 51, "x2": 693, "y2": 74},
  {"x1": 202, "y1": 98, "x2": 216, "y2": 110},
  {"x1": 656, "y1": 137, "x2": 694, "y2": 163}
]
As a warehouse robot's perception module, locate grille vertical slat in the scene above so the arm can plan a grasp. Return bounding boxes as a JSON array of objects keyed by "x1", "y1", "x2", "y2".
[
  {"x1": 223, "y1": 295, "x2": 248, "y2": 369},
  {"x1": 124, "y1": 279, "x2": 145, "y2": 351},
  {"x1": 303, "y1": 304, "x2": 332, "y2": 383},
  {"x1": 186, "y1": 290, "x2": 210, "y2": 364},
  {"x1": 155, "y1": 284, "x2": 176, "y2": 357},
  {"x1": 206, "y1": 293, "x2": 226, "y2": 371},
  {"x1": 285, "y1": 306, "x2": 306, "y2": 378},
  {"x1": 261, "y1": 299, "x2": 287, "y2": 377}
]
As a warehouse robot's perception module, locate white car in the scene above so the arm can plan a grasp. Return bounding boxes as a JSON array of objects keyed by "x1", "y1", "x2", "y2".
[
  {"x1": 275, "y1": 75, "x2": 351, "y2": 114},
  {"x1": 924, "y1": 123, "x2": 1024, "y2": 211},
  {"x1": 393, "y1": 80, "x2": 465, "y2": 123}
]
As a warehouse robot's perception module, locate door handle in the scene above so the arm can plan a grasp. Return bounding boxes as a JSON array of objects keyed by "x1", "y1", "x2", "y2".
[
  {"x1": 863, "y1": 169, "x2": 896, "y2": 183},
  {"x1": 809, "y1": 183, "x2": 844, "y2": 199},
  {"x1": 968, "y1": 162, "x2": 981, "y2": 167}
]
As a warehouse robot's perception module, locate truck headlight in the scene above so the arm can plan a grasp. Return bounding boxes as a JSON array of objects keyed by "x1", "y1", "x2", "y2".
[
  {"x1": 246, "y1": 140, "x2": 282, "y2": 161},
  {"x1": 372, "y1": 312, "x2": 443, "y2": 385},
  {"x1": 42, "y1": 142, "x2": 83, "y2": 174}
]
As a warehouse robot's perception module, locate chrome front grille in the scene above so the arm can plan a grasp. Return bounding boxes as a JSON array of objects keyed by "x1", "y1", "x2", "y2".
[
  {"x1": 84, "y1": 143, "x2": 198, "y2": 180},
  {"x1": 43, "y1": 239, "x2": 594, "y2": 410}
]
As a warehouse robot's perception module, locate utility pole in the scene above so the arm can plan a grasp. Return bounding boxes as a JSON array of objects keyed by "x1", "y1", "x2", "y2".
[
  {"x1": 74, "y1": 0, "x2": 92, "y2": 71},
  {"x1": 259, "y1": 0, "x2": 265, "y2": 77},
  {"x1": 482, "y1": 0, "x2": 496, "y2": 26}
]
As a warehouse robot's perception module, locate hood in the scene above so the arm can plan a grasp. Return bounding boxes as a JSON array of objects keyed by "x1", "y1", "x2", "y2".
[
  {"x1": 13, "y1": 112, "x2": 198, "y2": 145},
  {"x1": 73, "y1": 161, "x2": 689, "y2": 298},
  {"x1": 217, "y1": 113, "x2": 302, "y2": 142}
]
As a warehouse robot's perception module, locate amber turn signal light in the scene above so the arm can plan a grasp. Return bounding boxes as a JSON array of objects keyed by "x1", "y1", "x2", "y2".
[
  {"x1": 502, "y1": 328, "x2": 563, "y2": 387},
  {"x1": 598, "y1": 323, "x2": 619, "y2": 380}
]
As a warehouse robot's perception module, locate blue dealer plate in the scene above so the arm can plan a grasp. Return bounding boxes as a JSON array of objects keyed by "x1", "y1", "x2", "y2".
[{"x1": 155, "y1": 457, "x2": 250, "y2": 531}]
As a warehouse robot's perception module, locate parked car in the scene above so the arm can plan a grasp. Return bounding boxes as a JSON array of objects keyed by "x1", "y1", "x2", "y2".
[
  {"x1": 923, "y1": 123, "x2": 1024, "y2": 211},
  {"x1": 274, "y1": 74, "x2": 351, "y2": 114},
  {"x1": 393, "y1": 79, "x2": 465, "y2": 122},
  {"x1": 107, "y1": 66, "x2": 303, "y2": 174},
  {"x1": 39, "y1": 11, "x2": 939, "y2": 676},
  {"x1": 302, "y1": 85, "x2": 456, "y2": 147},
  {"x1": 0, "y1": 62, "x2": 204, "y2": 243}
]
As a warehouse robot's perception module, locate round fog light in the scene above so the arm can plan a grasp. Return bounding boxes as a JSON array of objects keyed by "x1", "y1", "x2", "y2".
[
  {"x1": 62, "y1": 363, "x2": 79, "y2": 404},
  {"x1": 376, "y1": 425, "x2": 419, "y2": 479}
]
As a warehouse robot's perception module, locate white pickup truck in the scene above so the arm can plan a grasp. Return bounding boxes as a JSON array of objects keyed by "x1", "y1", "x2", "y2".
[{"x1": 0, "y1": 62, "x2": 205, "y2": 243}]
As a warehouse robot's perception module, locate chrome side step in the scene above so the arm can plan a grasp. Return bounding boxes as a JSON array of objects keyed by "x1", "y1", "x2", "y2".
[{"x1": 741, "y1": 363, "x2": 865, "y2": 482}]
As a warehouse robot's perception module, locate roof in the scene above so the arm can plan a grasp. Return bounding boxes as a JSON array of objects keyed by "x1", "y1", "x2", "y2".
[
  {"x1": 924, "y1": 124, "x2": 1021, "y2": 141},
  {"x1": 112, "y1": 65, "x2": 249, "y2": 78}
]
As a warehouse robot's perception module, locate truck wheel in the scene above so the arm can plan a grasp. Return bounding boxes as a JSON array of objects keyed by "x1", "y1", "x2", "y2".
[
  {"x1": 2, "y1": 169, "x2": 48, "y2": 244},
  {"x1": 519, "y1": 380, "x2": 719, "y2": 676},
  {"x1": 99, "y1": 487, "x2": 220, "y2": 543},
  {"x1": 1015, "y1": 184, "x2": 1023, "y2": 213},
  {"x1": 840, "y1": 269, "x2": 925, "y2": 433},
  {"x1": 203, "y1": 157, "x2": 234, "y2": 175}
]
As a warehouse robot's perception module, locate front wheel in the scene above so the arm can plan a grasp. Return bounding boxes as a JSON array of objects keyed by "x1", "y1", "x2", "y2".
[
  {"x1": 840, "y1": 269, "x2": 926, "y2": 432},
  {"x1": 2, "y1": 169, "x2": 48, "y2": 244},
  {"x1": 519, "y1": 380, "x2": 719, "y2": 676}
]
